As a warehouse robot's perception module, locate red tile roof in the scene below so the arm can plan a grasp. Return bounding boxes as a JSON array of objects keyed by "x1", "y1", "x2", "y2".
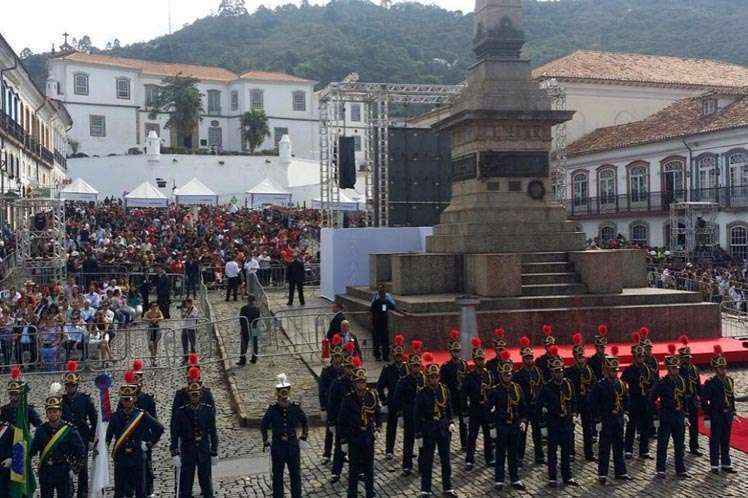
[
  {"x1": 533, "y1": 50, "x2": 748, "y2": 89},
  {"x1": 239, "y1": 70, "x2": 314, "y2": 84},
  {"x1": 566, "y1": 93, "x2": 748, "y2": 157}
]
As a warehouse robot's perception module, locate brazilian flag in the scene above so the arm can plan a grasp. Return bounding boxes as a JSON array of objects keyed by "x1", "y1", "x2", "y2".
[{"x1": 9, "y1": 384, "x2": 36, "y2": 498}]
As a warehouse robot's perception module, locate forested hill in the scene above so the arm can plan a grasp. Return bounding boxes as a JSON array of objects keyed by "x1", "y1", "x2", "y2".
[{"x1": 22, "y1": 0, "x2": 748, "y2": 89}]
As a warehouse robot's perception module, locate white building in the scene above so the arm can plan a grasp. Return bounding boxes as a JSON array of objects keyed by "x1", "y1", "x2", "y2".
[
  {"x1": 532, "y1": 50, "x2": 748, "y2": 143},
  {"x1": 1, "y1": 33, "x2": 71, "y2": 200},
  {"x1": 562, "y1": 89, "x2": 748, "y2": 260},
  {"x1": 46, "y1": 51, "x2": 319, "y2": 159}
]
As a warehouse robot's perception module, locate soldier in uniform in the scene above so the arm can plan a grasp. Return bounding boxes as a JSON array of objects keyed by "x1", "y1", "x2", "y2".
[
  {"x1": 261, "y1": 373, "x2": 308, "y2": 498},
  {"x1": 171, "y1": 367, "x2": 219, "y2": 498},
  {"x1": 131, "y1": 358, "x2": 157, "y2": 497},
  {"x1": 678, "y1": 335, "x2": 702, "y2": 456},
  {"x1": 621, "y1": 333, "x2": 655, "y2": 460},
  {"x1": 587, "y1": 325, "x2": 608, "y2": 381},
  {"x1": 639, "y1": 327, "x2": 659, "y2": 436},
  {"x1": 539, "y1": 348, "x2": 578, "y2": 487},
  {"x1": 30, "y1": 384, "x2": 85, "y2": 498},
  {"x1": 513, "y1": 336, "x2": 545, "y2": 466},
  {"x1": 106, "y1": 370, "x2": 164, "y2": 498},
  {"x1": 376, "y1": 333, "x2": 406, "y2": 460},
  {"x1": 589, "y1": 345, "x2": 630, "y2": 484},
  {"x1": 0, "y1": 418, "x2": 11, "y2": 491},
  {"x1": 564, "y1": 332, "x2": 596, "y2": 461},
  {"x1": 414, "y1": 353, "x2": 457, "y2": 497},
  {"x1": 171, "y1": 354, "x2": 215, "y2": 414},
  {"x1": 535, "y1": 325, "x2": 556, "y2": 382},
  {"x1": 393, "y1": 340, "x2": 425, "y2": 476},
  {"x1": 486, "y1": 328, "x2": 507, "y2": 378},
  {"x1": 328, "y1": 343, "x2": 357, "y2": 483},
  {"x1": 463, "y1": 337, "x2": 494, "y2": 470},
  {"x1": 320, "y1": 334, "x2": 344, "y2": 464},
  {"x1": 489, "y1": 350, "x2": 527, "y2": 491},
  {"x1": 338, "y1": 356, "x2": 380, "y2": 498},
  {"x1": 440, "y1": 329, "x2": 468, "y2": 451},
  {"x1": 650, "y1": 344, "x2": 690, "y2": 479},
  {"x1": 701, "y1": 345, "x2": 738, "y2": 474},
  {"x1": 60, "y1": 361, "x2": 97, "y2": 498},
  {"x1": 1, "y1": 366, "x2": 42, "y2": 427}
]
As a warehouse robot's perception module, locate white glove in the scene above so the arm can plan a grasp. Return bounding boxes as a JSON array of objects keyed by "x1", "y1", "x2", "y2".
[
  {"x1": 490, "y1": 428, "x2": 497, "y2": 438},
  {"x1": 684, "y1": 418, "x2": 690, "y2": 428},
  {"x1": 299, "y1": 440, "x2": 311, "y2": 450},
  {"x1": 381, "y1": 405, "x2": 389, "y2": 415},
  {"x1": 519, "y1": 422, "x2": 527, "y2": 432},
  {"x1": 417, "y1": 437, "x2": 424, "y2": 449},
  {"x1": 449, "y1": 423, "x2": 456, "y2": 433},
  {"x1": 141, "y1": 441, "x2": 148, "y2": 452},
  {"x1": 172, "y1": 456, "x2": 181, "y2": 468},
  {"x1": 1, "y1": 458, "x2": 10, "y2": 468},
  {"x1": 211, "y1": 456, "x2": 218, "y2": 466}
]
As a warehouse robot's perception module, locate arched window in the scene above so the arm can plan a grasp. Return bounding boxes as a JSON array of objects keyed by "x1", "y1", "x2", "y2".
[
  {"x1": 598, "y1": 167, "x2": 616, "y2": 204},
  {"x1": 728, "y1": 151, "x2": 748, "y2": 187},
  {"x1": 628, "y1": 164, "x2": 648, "y2": 202},
  {"x1": 630, "y1": 222, "x2": 649, "y2": 245},
  {"x1": 572, "y1": 172, "x2": 588, "y2": 207},
  {"x1": 662, "y1": 158, "x2": 685, "y2": 201},
  {"x1": 730, "y1": 225, "x2": 748, "y2": 262},
  {"x1": 697, "y1": 154, "x2": 718, "y2": 188},
  {"x1": 599, "y1": 223, "x2": 616, "y2": 244}
]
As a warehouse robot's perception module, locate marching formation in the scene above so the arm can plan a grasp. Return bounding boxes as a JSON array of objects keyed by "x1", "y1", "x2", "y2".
[
  {"x1": 261, "y1": 324, "x2": 738, "y2": 497},
  {"x1": 0, "y1": 352, "x2": 218, "y2": 498}
]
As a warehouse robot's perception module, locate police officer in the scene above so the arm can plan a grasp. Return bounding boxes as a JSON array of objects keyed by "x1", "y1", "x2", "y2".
[
  {"x1": 589, "y1": 346, "x2": 630, "y2": 484},
  {"x1": 30, "y1": 384, "x2": 85, "y2": 498},
  {"x1": 535, "y1": 325, "x2": 556, "y2": 382},
  {"x1": 1, "y1": 366, "x2": 42, "y2": 427},
  {"x1": 564, "y1": 332, "x2": 596, "y2": 461},
  {"x1": 440, "y1": 329, "x2": 468, "y2": 452},
  {"x1": 701, "y1": 345, "x2": 738, "y2": 474},
  {"x1": 320, "y1": 334, "x2": 344, "y2": 464},
  {"x1": 328, "y1": 343, "x2": 356, "y2": 483},
  {"x1": 489, "y1": 350, "x2": 527, "y2": 491},
  {"x1": 513, "y1": 336, "x2": 544, "y2": 466},
  {"x1": 414, "y1": 353, "x2": 457, "y2": 497},
  {"x1": 678, "y1": 335, "x2": 702, "y2": 456},
  {"x1": 650, "y1": 344, "x2": 689, "y2": 479},
  {"x1": 261, "y1": 373, "x2": 309, "y2": 498},
  {"x1": 539, "y1": 348, "x2": 578, "y2": 487},
  {"x1": 464, "y1": 337, "x2": 494, "y2": 470},
  {"x1": 393, "y1": 340, "x2": 425, "y2": 475},
  {"x1": 338, "y1": 356, "x2": 380, "y2": 498},
  {"x1": 171, "y1": 367, "x2": 219, "y2": 498},
  {"x1": 588, "y1": 325, "x2": 608, "y2": 381},
  {"x1": 621, "y1": 333, "x2": 655, "y2": 460},
  {"x1": 60, "y1": 361, "x2": 97, "y2": 498},
  {"x1": 486, "y1": 328, "x2": 507, "y2": 378},
  {"x1": 106, "y1": 370, "x2": 164, "y2": 498},
  {"x1": 376, "y1": 333, "x2": 406, "y2": 460}
]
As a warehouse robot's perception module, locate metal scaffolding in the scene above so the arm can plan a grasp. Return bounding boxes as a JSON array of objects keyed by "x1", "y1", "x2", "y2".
[
  {"x1": 14, "y1": 197, "x2": 66, "y2": 284},
  {"x1": 669, "y1": 201, "x2": 719, "y2": 262},
  {"x1": 317, "y1": 79, "x2": 462, "y2": 227},
  {"x1": 541, "y1": 78, "x2": 569, "y2": 202}
]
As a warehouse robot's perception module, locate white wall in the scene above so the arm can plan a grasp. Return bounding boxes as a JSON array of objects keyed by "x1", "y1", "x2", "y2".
[{"x1": 66, "y1": 104, "x2": 138, "y2": 156}]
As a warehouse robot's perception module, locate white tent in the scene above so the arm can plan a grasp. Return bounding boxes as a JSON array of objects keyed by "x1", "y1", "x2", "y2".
[
  {"x1": 311, "y1": 190, "x2": 364, "y2": 211},
  {"x1": 245, "y1": 178, "x2": 292, "y2": 208},
  {"x1": 60, "y1": 178, "x2": 99, "y2": 202},
  {"x1": 124, "y1": 182, "x2": 168, "y2": 208},
  {"x1": 174, "y1": 178, "x2": 218, "y2": 206}
]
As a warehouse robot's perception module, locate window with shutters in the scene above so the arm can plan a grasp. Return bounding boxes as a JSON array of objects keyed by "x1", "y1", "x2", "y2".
[
  {"x1": 145, "y1": 85, "x2": 161, "y2": 107},
  {"x1": 292, "y1": 91, "x2": 306, "y2": 111},
  {"x1": 350, "y1": 103, "x2": 362, "y2": 122},
  {"x1": 231, "y1": 91, "x2": 239, "y2": 111},
  {"x1": 116, "y1": 78, "x2": 130, "y2": 99},
  {"x1": 353, "y1": 135, "x2": 362, "y2": 151},
  {"x1": 208, "y1": 127, "x2": 222, "y2": 147},
  {"x1": 89, "y1": 115, "x2": 106, "y2": 137},
  {"x1": 207, "y1": 90, "x2": 221, "y2": 114},
  {"x1": 250, "y1": 89, "x2": 264, "y2": 110},
  {"x1": 74, "y1": 73, "x2": 89, "y2": 95}
]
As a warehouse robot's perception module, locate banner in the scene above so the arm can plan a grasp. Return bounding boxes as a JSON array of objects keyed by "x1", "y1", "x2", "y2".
[
  {"x1": 91, "y1": 373, "x2": 112, "y2": 497},
  {"x1": 9, "y1": 385, "x2": 36, "y2": 498}
]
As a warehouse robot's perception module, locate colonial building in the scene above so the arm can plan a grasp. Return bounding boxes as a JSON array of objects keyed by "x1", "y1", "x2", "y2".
[
  {"x1": 562, "y1": 89, "x2": 748, "y2": 259},
  {"x1": 532, "y1": 50, "x2": 748, "y2": 143},
  {"x1": 1, "y1": 34, "x2": 71, "y2": 199},
  {"x1": 46, "y1": 52, "x2": 318, "y2": 158}
]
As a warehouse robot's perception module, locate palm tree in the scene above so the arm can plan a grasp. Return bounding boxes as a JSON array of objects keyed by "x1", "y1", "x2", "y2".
[
  {"x1": 148, "y1": 74, "x2": 203, "y2": 149},
  {"x1": 240, "y1": 110, "x2": 270, "y2": 154}
]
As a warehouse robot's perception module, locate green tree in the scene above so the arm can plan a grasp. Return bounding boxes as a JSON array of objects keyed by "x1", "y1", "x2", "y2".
[
  {"x1": 217, "y1": 0, "x2": 248, "y2": 16},
  {"x1": 77, "y1": 35, "x2": 93, "y2": 52},
  {"x1": 240, "y1": 109, "x2": 270, "y2": 154},
  {"x1": 19, "y1": 48, "x2": 33, "y2": 59},
  {"x1": 148, "y1": 75, "x2": 203, "y2": 149}
]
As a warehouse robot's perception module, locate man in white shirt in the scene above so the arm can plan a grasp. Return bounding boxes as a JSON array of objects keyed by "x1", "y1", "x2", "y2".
[
  {"x1": 243, "y1": 255, "x2": 260, "y2": 295},
  {"x1": 225, "y1": 256, "x2": 240, "y2": 302}
]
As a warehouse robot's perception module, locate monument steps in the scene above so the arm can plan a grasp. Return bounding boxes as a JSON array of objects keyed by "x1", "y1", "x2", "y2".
[
  {"x1": 521, "y1": 261, "x2": 574, "y2": 274},
  {"x1": 521, "y1": 272, "x2": 579, "y2": 285},
  {"x1": 521, "y1": 282, "x2": 588, "y2": 296},
  {"x1": 519, "y1": 252, "x2": 570, "y2": 264}
]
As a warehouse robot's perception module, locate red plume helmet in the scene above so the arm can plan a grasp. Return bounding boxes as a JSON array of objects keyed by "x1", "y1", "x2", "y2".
[
  {"x1": 519, "y1": 336, "x2": 530, "y2": 347},
  {"x1": 549, "y1": 345, "x2": 559, "y2": 356},
  {"x1": 124, "y1": 370, "x2": 135, "y2": 384},
  {"x1": 344, "y1": 342, "x2": 355, "y2": 353},
  {"x1": 188, "y1": 353, "x2": 199, "y2": 366},
  {"x1": 679, "y1": 335, "x2": 689, "y2": 345},
  {"x1": 422, "y1": 352, "x2": 434, "y2": 364},
  {"x1": 494, "y1": 328, "x2": 505, "y2": 338},
  {"x1": 542, "y1": 324, "x2": 552, "y2": 336},
  {"x1": 66, "y1": 360, "x2": 78, "y2": 373},
  {"x1": 132, "y1": 358, "x2": 144, "y2": 371},
  {"x1": 471, "y1": 337, "x2": 482, "y2": 348},
  {"x1": 668, "y1": 343, "x2": 677, "y2": 355},
  {"x1": 572, "y1": 333, "x2": 582, "y2": 345},
  {"x1": 631, "y1": 332, "x2": 640, "y2": 344},
  {"x1": 597, "y1": 324, "x2": 608, "y2": 336},
  {"x1": 394, "y1": 334, "x2": 405, "y2": 346},
  {"x1": 500, "y1": 350, "x2": 511, "y2": 361},
  {"x1": 352, "y1": 356, "x2": 363, "y2": 368},
  {"x1": 449, "y1": 329, "x2": 460, "y2": 341},
  {"x1": 188, "y1": 367, "x2": 201, "y2": 382},
  {"x1": 714, "y1": 344, "x2": 723, "y2": 354},
  {"x1": 610, "y1": 345, "x2": 619, "y2": 356},
  {"x1": 331, "y1": 334, "x2": 343, "y2": 346},
  {"x1": 10, "y1": 365, "x2": 21, "y2": 380},
  {"x1": 639, "y1": 327, "x2": 650, "y2": 338},
  {"x1": 411, "y1": 340, "x2": 422, "y2": 352}
]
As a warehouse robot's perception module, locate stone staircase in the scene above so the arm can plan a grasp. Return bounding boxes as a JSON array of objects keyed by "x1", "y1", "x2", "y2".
[{"x1": 520, "y1": 252, "x2": 587, "y2": 297}]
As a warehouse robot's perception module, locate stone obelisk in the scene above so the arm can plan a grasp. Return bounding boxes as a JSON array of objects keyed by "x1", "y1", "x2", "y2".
[{"x1": 429, "y1": 0, "x2": 584, "y2": 254}]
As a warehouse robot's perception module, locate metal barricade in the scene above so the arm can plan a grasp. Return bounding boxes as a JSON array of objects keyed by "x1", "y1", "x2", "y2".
[{"x1": 720, "y1": 299, "x2": 748, "y2": 338}]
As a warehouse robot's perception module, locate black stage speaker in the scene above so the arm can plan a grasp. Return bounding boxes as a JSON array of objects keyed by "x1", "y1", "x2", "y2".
[{"x1": 338, "y1": 137, "x2": 356, "y2": 189}]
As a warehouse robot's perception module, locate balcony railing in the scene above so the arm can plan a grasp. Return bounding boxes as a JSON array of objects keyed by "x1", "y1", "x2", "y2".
[
  {"x1": 567, "y1": 187, "x2": 748, "y2": 217},
  {"x1": 0, "y1": 110, "x2": 25, "y2": 143},
  {"x1": 54, "y1": 150, "x2": 67, "y2": 170},
  {"x1": 0, "y1": 110, "x2": 54, "y2": 166}
]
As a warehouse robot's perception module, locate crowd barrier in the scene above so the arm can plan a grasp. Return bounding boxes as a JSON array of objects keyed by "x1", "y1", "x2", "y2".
[{"x1": 70, "y1": 271, "x2": 186, "y2": 298}]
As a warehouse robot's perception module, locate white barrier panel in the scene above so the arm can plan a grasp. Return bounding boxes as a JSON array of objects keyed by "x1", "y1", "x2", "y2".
[{"x1": 320, "y1": 226, "x2": 433, "y2": 300}]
